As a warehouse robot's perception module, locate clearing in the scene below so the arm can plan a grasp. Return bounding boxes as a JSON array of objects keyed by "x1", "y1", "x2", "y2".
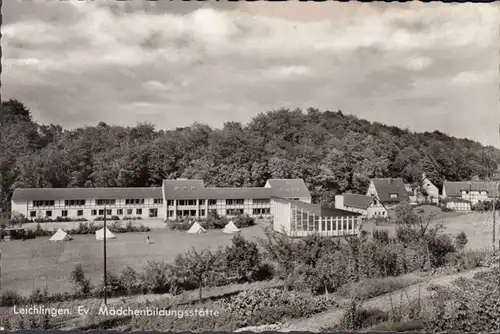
[{"x1": 0, "y1": 224, "x2": 268, "y2": 295}]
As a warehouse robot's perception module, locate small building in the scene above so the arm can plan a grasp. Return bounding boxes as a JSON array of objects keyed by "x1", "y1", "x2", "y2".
[
  {"x1": 334, "y1": 193, "x2": 388, "y2": 219},
  {"x1": 442, "y1": 181, "x2": 499, "y2": 205},
  {"x1": 366, "y1": 178, "x2": 410, "y2": 207},
  {"x1": 441, "y1": 198, "x2": 471, "y2": 212},
  {"x1": 405, "y1": 173, "x2": 440, "y2": 205},
  {"x1": 271, "y1": 197, "x2": 362, "y2": 238}
]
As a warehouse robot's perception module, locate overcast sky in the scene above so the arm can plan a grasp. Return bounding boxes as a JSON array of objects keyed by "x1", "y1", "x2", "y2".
[{"x1": 3, "y1": 1, "x2": 499, "y2": 146}]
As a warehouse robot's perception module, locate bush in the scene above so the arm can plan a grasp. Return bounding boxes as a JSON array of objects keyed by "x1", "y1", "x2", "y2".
[
  {"x1": 233, "y1": 215, "x2": 255, "y2": 228},
  {"x1": 337, "y1": 276, "x2": 424, "y2": 300},
  {"x1": 139, "y1": 261, "x2": 173, "y2": 294},
  {"x1": 70, "y1": 264, "x2": 93, "y2": 296},
  {"x1": 340, "y1": 300, "x2": 389, "y2": 330},
  {"x1": 0, "y1": 290, "x2": 25, "y2": 307},
  {"x1": 225, "y1": 234, "x2": 262, "y2": 283}
]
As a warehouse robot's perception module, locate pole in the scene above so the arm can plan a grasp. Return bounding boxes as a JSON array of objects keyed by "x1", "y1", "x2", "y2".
[
  {"x1": 493, "y1": 183, "x2": 497, "y2": 256},
  {"x1": 103, "y1": 206, "x2": 107, "y2": 305}
]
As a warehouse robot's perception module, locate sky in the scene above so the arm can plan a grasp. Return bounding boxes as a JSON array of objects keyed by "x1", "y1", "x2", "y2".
[{"x1": 2, "y1": 1, "x2": 500, "y2": 146}]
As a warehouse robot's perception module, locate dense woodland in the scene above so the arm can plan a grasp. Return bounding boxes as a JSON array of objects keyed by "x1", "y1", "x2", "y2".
[{"x1": 1, "y1": 98, "x2": 500, "y2": 212}]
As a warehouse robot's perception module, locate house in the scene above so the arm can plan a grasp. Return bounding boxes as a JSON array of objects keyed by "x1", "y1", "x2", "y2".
[
  {"x1": 271, "y1": 197, "x2": 362, "y2": 237},
  {"x1": 442, "y1": 181, "x2": 499, "y2": 206},
  {"x1": 11, "y1": 179, "x2": 313, "y2": 221},
  {"x1": 334, "y1": 193, "x2": 388, "y2": 219},
  {"x1": 366, "y1": 178, "x2": 410, "y2": 207},
  {"x1": 405, "y1": 173, "x2": 440, "y2": 205}
]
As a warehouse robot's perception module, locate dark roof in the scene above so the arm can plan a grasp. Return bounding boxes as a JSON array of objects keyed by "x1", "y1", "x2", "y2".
[
  {"x1": 266, "y1": 179, "x2": 311, "y2": 198},
  {"x1": 162, "y1": 178, "x2": 311, "y2": 200},
  {"x1": 11, "y1": 187, "x2": 162, "y2": 202},
  {"x1": 443, "y1": 181, "x2": 499, "y2": 198},
  {"x1": 342, "y1": 193, "x2": 374, "y2": 210},
  {"x1": 371, "y1": 178, "x2": 410, "y2": 203},
  {"x1": 273, "y1": 197, "x2": 361, "y2": 217}
]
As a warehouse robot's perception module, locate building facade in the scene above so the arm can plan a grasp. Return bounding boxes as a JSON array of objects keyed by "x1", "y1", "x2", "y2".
[
  {"x1": 11, "y1": 187, "x2": 165, "y2": 220},
  {"x1": 272, "y1": 197, "x2": 362, "y2": 237},
  {"x1": 335, "y1": 193, "x2": 387, "y2": 219},
  {"x1": 11, "y1": 179, "x2": 312, "y2": 221},
  {"x1": 442, "y1": 181, "x2": 499, "y2": 206},
  {"x1": 162, "y1": 179, "x2": 311, "y2": 220}
]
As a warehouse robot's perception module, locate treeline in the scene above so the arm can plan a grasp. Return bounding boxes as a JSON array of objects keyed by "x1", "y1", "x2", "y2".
[{"x1": 2, "y1": 99, "x2": 500, "y2": 209}]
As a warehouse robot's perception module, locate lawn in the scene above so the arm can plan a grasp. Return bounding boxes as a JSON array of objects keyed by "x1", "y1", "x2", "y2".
[
  {"x1": 362, "y1": 206, "x2": 499, "y2": 251},
  {"x1": 0, "y1": 224, "x2": 269, "y2": 296}
]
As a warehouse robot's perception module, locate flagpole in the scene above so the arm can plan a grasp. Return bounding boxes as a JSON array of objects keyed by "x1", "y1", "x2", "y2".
[{"x1": 103, "y1": 206, "x2": 107, "y2": 305}]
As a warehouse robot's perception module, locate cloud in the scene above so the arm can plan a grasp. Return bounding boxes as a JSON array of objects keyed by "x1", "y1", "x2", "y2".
[{"x1": 2, "y1": 1, "x2": 499, "y2": 146}]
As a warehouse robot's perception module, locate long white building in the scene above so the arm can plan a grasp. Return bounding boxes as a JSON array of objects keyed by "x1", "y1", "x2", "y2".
[{"x1": 11, "y1": 179, "x2": 312, "y2": 221}]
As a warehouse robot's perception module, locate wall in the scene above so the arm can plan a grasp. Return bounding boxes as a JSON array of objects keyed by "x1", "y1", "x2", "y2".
[{"x1": 271, "y1": 200, "x2": 291, "y2": 234}]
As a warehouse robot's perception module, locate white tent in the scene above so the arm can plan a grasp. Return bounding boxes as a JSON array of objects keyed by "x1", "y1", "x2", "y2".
[
  {"x1": 49, "y1": 228, "x2": 72, "y2": 241},
  {"x1": 187, "y1": 221, "x2": 206, "y2": 234},
  {"x1": 95, "y1": 227, "x2": 116, "y2": 240},
  {"x1": 222, "y1": 220, "x2": 240, "y2": 234}
]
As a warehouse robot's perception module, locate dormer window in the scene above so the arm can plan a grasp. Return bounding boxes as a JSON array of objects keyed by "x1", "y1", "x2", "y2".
[{"x1": 389, "y1": 193, "x2": 398, "y2": 200}]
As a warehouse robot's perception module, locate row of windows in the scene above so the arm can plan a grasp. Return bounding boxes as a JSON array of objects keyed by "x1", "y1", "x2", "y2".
[
  {"x1": 30, "y1": 208, "x2": 159, "y2": 218},
  {"x1": 32, "y1": 198, "x2": 164, "y2": 207},
  {"x1": 166, "y1": 207, "x2": 271, "y2": 218},
  {"x1": 167, "y1": 198, "x2": 271, "y2": 206},
  {"x1": 290, "y1": 207, "x2": 356, "y2": 232}
]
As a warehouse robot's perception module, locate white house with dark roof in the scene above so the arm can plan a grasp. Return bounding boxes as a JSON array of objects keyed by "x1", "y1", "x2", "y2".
[
  {"x1": 11, "y1": 179, "x2": 312, "y2": 221},
  {"x1": 366, "y1": 178, "x2": 410, "y2": 207},
  {"x1": 335, "y1": 193, "x2": 388, "y2": 219},
  {"x1": 442, "y1": 180, "x2": 499, "y2": 206}
]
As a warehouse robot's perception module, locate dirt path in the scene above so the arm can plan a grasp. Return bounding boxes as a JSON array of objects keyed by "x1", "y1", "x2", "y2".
[{"x1": 278, "y1": 266, "x2": 491, "y2": 332}]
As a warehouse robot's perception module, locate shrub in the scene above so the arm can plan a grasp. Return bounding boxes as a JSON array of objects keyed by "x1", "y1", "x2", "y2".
[
  {"x1": 372, "y1": 229, "x2": 390, "y2": 244},
  {"x1": 0, "y1": 290, "x2": 25, "y2": 307},
  {"x1": 225, "y1": 234, "x2": 262, "y2": 283},
  {"x1": 139, "y1": 261, "x2": 173, "y2": 294},
  {"x1": 454, "y1": 231, "x2": 468, "y2": 251},
  {"x1": 427, "y1": 234, "x2": 456, "y2": 268},
  {"x1": 233, "y1": 215, "x2": 255, "y2": 228},
  {"x1": 340, "y1": 300, "x2": 389, "y2": 330},
  {"x1": 70, "y1": 264, "x2": 93, "y2": 296},
  {"x1": 120, "y1": 266, "x2": 140, "y2": 294},
  {"x1": 337, "y1": 276, "x2": 424, "y2": 300}
]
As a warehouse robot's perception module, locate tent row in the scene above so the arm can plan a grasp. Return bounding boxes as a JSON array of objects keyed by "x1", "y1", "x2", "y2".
[
  {"x1": 49, "y1": 227, "x2": 116, "y2": 242},
  {"x1": 187, "y1": 221, "x2": 240, "y2": 234}
]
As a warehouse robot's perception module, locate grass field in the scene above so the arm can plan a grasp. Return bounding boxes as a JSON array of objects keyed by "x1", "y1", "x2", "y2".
[
  {"x1": 362, "y1": 206, "x2": 499, "y2": 251},
  {"x1": 1, "y1": 224, "x2": 269, "y2": 296}
]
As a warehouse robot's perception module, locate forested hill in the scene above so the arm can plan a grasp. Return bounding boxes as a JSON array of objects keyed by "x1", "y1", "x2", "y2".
[{"x1": 1, "y1": 99, "x2": 500, "y2": 208}]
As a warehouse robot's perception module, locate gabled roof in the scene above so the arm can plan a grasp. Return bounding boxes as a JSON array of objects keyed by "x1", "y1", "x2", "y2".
[
  {"x1": 371, "y1": 178, "x2": 410, "y2": 203},
  {"x1": 266, "y1": 179, "x2": 311, "y2": 199},
  {"x1": 443, "y1": 181, "x2": 499, "y2": 198},
  {"x1": 12, "y1": 187, "x2": 162, "y2": 202},
  {"x1": 342, "y1": 193, "x2": 374, "y2": 210},
  {"x1": 273, "y1": 197, "x2": 361, "y2": 217}
]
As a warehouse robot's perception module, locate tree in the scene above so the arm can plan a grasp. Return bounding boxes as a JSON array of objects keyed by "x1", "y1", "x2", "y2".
[
  {"x1": 455, "y1": 231, "x2": 468, "y2": 251},
  {"x1": 225, "y1": 234, "x2": 262, "y2": 283},
  {"x1": 173, "y1": 247, "x2": 219, "y2": 301},
  {"x1": 258, "y1": 228, "x2": 299, "y2": 291},
  {"x1": 70, "y1": 264, "x2": 93, "y2": 295}
]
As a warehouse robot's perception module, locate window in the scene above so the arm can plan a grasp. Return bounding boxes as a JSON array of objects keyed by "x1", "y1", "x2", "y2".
[
  {"x1": 292, "y1": 198, "x2": 300, "y2": 200},
  {"x1": 167, "y1": 210, "x2": 174, "y2": 217},
  {"x1": 190, "y1": 210, "x2": 196, "y2": 216},
  {"x1": 46, "y1": 210, "x2": 52, "y2": 217},
  {"x1": 149, "y1": 208, "x2": 158, "y2": 218},
  {"x1": 117, "y1": 209, "x2": 123, "y2": 215},
  {"x1": 262, "y1": 208, "x2": 270, "y2": 214},
  {"x1": 199, "y1": 199, "x2": 205, "y2": 205},
  {"x1": 125, "y1": 198, "x2": 145, "y2": 205},
  {"x1": 183, "y1": 210, "x2": 190, "y2": 216},
  {"x1": 30, "y1": 211, "x2": 36, "y2": 218},
  {"x1": 200, "y1": 209, "x2": 205, "y2": 216},
  {"x1": 91, "y1": 210, "x2": 97, "y2": 216},
  {"x1": 127, "y1": 209, "x2": 133, "y2": 215},
  {"x1": 33, "y1": 200, "x2": 55, "y2": 207},
  {"x1": 226, "y1": 208, "x2": 244, "y2": 215},
  {"x1": 176, "y1": 210, "x2": 182, "y2": 217},
  {"x1": 208, "y1": 199, "x2": 217, "y2": 205},
  {"x1": 98, "y1": 209, "x2": 104, "y2": 215},
  {"x1": 187, "y1": 200, "x2": 196, "y2": 206},
  {"x1": 77, "y1": 210, "x2": 83, "y2": 216},
  {"x1": 253, "y1": 199, "x2": 270, "y2": 204},
  {"x1": 389, "y1": 193, "x2": 398, "y2": 200},
  {"x1": 96, "y1": 199, "x2": 116, "y2": 206},
  {"x1": 106, "y1": 209, "x2": 112, "y2": 216},
  {"x1": 226, "y1": 199, "x2": 244, "y2": 205},
  {"x1": 62, "y1": 210, "x2": 68, "y2": 217},
  {"x1": 167, "y1": 200, "x2": 174, "y2": 206},
  {"x1": 64, "y1": 200, "x2": 86, "y2": 206},
  {"x1": 136, "y1": 208, "x2": 142, "y2": 215},
  {"x1": 253, "y1": 208, "x2": 261, "y2": 215},
  {"x1": 153, "y1": 198, "x2": 163, "y2": 205},
  {"x1": 177, "y1": 200, "x2": 186, "y2": 206},
  {"x1": 208, "y1": 209, "x2": 217, "y2": 216}
]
